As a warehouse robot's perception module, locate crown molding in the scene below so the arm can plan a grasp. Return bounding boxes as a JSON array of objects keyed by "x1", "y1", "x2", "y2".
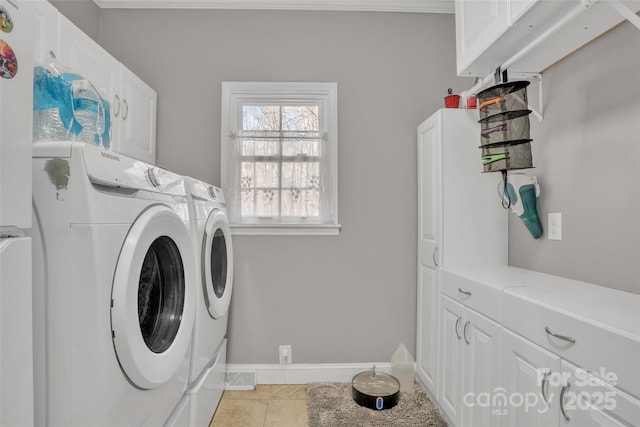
[{"x1": 93, "y1": 0, "x2": 454, "y2": 13}]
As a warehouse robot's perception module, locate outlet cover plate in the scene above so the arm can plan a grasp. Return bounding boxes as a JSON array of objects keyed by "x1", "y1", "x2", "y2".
[{"x1": 548, "y1": 212, "x2": 562, "y2": 240}]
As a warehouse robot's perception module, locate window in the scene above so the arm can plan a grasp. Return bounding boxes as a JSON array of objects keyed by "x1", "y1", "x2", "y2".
[{"x1": 221, "y1": 82, "x2": 339, "y2": 236}]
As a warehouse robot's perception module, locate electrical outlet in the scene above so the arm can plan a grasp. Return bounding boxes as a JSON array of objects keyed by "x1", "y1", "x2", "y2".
[
  {"x1": 279, "y1": 345, "x2": 292, "y2": 365},
  {"x1": 548, "y1": 212, "x2": 562, "y2": 240}
]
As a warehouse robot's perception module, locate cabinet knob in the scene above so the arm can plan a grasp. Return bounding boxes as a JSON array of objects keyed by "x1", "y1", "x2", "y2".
[
  {"x1": 122, "y1": 99, "x2": 129, "y2": 120},
  {"x1": 560, "y1": 382, "x2": 571, "y2": 422},
  {"x1": 540, "y1": 370, "x2": 551, "y2": 405},
  {"x1": 458, "y1": 288, "x2": 472, "y2": 298},
  {"x1": 113, "y1": 95, "x2": 121, "y2": 117},
  {"x1": 146, "y1": 168, "x2": 160, "y2": 187},
  {"x1": 463, "y1": 321, "x2": 470, "y2": 344}
]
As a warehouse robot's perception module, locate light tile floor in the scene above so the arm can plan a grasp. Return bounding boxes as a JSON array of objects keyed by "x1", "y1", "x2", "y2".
[{"x1": 209, "y1": 385, "x2": 308, "y2": 427}]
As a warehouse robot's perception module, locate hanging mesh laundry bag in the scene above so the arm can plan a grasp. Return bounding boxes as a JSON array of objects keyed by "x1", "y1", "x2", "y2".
[{"x1": 476, "y1": 80, "x2": 533, "y2": 172}]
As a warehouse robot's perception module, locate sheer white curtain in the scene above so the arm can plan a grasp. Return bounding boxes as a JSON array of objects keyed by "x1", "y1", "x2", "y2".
[{"x1": 224, "y1": 129, "x2": 335, "y2": 225}]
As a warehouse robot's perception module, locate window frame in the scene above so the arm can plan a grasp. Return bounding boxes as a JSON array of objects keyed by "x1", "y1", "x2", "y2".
[{"x1": 221, "y1": 82, "x2": 340, "y2": 236}]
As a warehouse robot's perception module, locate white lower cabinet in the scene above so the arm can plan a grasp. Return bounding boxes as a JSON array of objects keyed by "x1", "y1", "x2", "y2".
[
  {"x1": 501, "y1": 328, "x2": 640, "y2": 427},
  {"x1": 461, "y1": 307, "x2": 503, "y2": 427},
  {"x1": 560, "y1": 361, "x2": 640, "y2": 427},
  {"x1": 439, "y1": 296, "x2": 465, "y2": 425},
  {"x1": 501, "y1": 328, "x2": 561, "y2": 427},
  {"x1": 439, "y1": 295, "x2": 502, "y2": 427}
]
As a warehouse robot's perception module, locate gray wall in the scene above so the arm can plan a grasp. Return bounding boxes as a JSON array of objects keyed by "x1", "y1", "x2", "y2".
[
  {"x1": 50, "y1": 0, "x2": 100, "y2": 42},
  {"x1": 509, "y1": 21, "x2": 640, "y2": 295},
  {"x1": 98, "y1": 10, "x2": 468, "y2": 363},
  {"x1": 54, "y1": 4, "x2": 638, "y2": 365}
]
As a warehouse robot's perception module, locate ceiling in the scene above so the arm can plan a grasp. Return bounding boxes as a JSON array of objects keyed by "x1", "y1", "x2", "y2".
[{"x1": 92, "y1": 0, "x2": 455, "y2": 13}]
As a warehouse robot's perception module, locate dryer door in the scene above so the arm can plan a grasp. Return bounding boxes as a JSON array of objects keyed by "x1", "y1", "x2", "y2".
[
  {"x1": 111, "y1": 205, "x2": 195, "y2": 389},
  {"x1": 202, "y1": 208, "x2": 233, "y2": 318}
]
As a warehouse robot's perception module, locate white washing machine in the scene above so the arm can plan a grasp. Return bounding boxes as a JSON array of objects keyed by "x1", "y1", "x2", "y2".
[
  {"x1": 31, "y1": 141, "x2": 196, "y2": 427},
  {"x1": 165, "y1": 177, "x2": 233, "y2": 427}
]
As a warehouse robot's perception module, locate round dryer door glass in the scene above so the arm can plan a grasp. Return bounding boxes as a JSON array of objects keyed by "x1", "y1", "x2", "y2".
[
  {"x1": 210, "y1": 228, "x2": 227, "y2": 299},
  {"x1": 138, "y1": 236, "x2": 185, "y2": 353},
  {"x1": 203, "y1": 208, "x2": 233, "y2": 318}
]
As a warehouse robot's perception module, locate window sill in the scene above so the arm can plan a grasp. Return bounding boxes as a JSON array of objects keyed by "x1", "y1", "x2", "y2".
[{"x1": 230, "y1": 223, "x2": 341, "y2": 236}]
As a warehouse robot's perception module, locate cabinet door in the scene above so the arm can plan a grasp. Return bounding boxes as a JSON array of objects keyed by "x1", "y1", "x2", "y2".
[
  {"x1": 1, "y1": 0, "x2": 33, "y2": 229},
  {"x1": 462, "y1": 308, "x2": 502, "y2": 427},
  {"x1": 560, "y1": 361, "x2": 640, "y2": 427},
  {"x1": 455, "y1": 0, "x2": 509, "y2": 75},
  {"x1": 417, "y1": 113, "x2": 442, "y2": 396},
  {"x1": 114, "y1": 66, "x2": 157, "y2": 164},
  {"x1": 0, "y1": 238, "x2": 33, "y2": 427},
  {"x1": 58, "y1": 14, "x2": 119, "y2": 105},
  {"x1": 34, "y1": 0, "x2": 59, "y2": 64},
  {"x1": 502, "y1": 329, "x2": 561, "y2": 427},
  {"x1": 417, "y1": 114, "x2": 441, "y2": 270},
  {"x1": 439, "y1": 295, "x2": 465, "y2": 426},
  {"x1": 417, "y1": 265, "x2": 439, "y2": 394},
  {"x1": 57, "y1": 13, "x2": 119, "y2": 151}
]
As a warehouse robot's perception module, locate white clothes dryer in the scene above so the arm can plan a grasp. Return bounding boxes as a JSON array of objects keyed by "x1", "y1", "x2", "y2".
[
  {"x1": 170, "y1": 177, "x2": 233, "y2": 426},
  {"x1": 31, "y1": 142, "x2": 196, "y2": 427}
]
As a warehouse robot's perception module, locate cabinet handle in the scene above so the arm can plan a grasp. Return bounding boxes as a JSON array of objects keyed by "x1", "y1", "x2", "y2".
[
  {"x1": 455, "y1": 316, "x2": 462, "y2": 340},
  {"x1": 432, "y1": 247, "x2": 439, "y2": 267},
  {"x1": 560, "y1": 382, "x2": 571, "y2": 421},
  {"x1": 113, "y1": 95, "x2": 121, "y2": 117},
  {"x1": 463, "y1": 321, "x2": 470, "y2": 344},
  {"x1": 122, "y1": 99, "x2": 129, "y2": 120},
  {"x1": 458, "y1": 288, "x2": 472, "y2": 297},
  {"x1": 545, "y1": 326, "x2": 576, "y2": 344},
  {"x1": 540, "y1": 370, "x2": 551, "y2": 404},
  {"x1": 48, "y1": 50, "x2": 57, "y2": 61}
]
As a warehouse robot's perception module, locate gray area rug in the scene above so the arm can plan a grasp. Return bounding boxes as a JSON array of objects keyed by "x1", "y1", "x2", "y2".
[{"x1": 307, "y1": 383, "x2": 448, "y2": 427}]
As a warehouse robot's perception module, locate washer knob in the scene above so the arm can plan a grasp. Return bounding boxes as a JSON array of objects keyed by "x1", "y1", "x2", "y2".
[
  {"x1": 208, "y1": 186, "x2": 217, "y2": 199},
  {"x1": 146, "y1": 168, "x2": 160, "y2": 187}
]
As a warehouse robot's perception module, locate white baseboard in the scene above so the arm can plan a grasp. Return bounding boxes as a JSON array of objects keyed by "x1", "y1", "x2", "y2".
[{"x1": 226, "y1": 362, "x2": 392, "y2": 385}]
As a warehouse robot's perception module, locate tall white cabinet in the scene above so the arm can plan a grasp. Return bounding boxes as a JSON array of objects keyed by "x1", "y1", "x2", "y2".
[
  {"x1": 33, "y1": 1, "x2": 157, "y2": 164},
  {"x1": 416, "y1": 109, "x2": 507, "y2": 417},
  {"x1": 416, "y1": 109, "x2": 442, "y2": 394},
  {"x1": 1, "y1": 0, "x2": 34, "y2": 425}
]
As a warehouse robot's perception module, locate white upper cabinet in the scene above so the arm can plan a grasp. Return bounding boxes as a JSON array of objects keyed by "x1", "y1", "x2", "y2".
[
  {"x1": 58, "y1": 14, "x2": 120, "y2": 109},
  {"x1": 455, "y1": 0, "x2": 640, "y2": 77},
  {"x1": 34, "y1": 3, "x2": 157, "y2": 164},
  {"x1": 455, "y1": 0, "x2": 510, "y2": 78},
  {"x1": 33, "y1": 0, "x2": 59, "y2": 64},
  {"x1": 113, "y1": 67, "x2": 157, "y2": 165}
]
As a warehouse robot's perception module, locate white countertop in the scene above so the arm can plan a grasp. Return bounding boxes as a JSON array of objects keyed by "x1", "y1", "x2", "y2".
[
  {"x1": 445, "y1": 265, "x2": 640, "y2": 341},
  {"x1": 444, "y1": 265, "x2": 587, "y2": 289},
  {"x1": 504, "y1": 283, "x2": 640, "y2": 342}
]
